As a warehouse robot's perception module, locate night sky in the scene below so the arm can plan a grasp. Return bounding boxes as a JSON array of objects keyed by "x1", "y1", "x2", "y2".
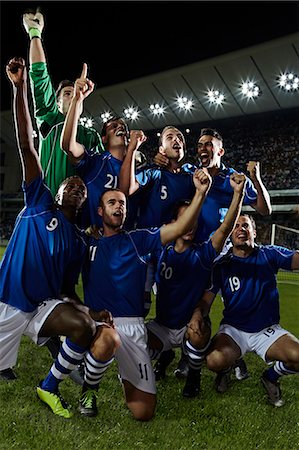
[{"x1": 1, "y1": 1, "x2": 298, "y2": 110}]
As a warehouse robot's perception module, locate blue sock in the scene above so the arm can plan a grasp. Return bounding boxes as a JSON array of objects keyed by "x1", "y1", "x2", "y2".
[
  {"x1": 42, "y1": 338, "x2": 87, "y2": 393},
  {"x1": 265, "y1": 366, "x2": 280, "y2": 383}
]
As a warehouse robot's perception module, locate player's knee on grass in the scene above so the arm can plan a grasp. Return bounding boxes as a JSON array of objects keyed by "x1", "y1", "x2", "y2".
[
  {"x1": 127, "y1": 395, "x2": 156, "y2": 421},
  {"x1": 123, "y1": 380, "x2": 156, "y2": 421}
]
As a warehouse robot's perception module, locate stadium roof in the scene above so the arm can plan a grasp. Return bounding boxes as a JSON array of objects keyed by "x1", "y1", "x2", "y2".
[
  {"x1": 1, "y1": 32, "x2": 299, "y2": 149},
  {"x1": 83, "y1": 32, "x2": 299, "y2": 132}
]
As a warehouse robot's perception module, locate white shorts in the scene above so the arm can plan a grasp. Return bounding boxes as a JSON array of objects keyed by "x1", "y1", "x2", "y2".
[
  {"x1": 0, "y1": 299, "x2": 63, "y2": 371},
  {"x1": 114, "y1": 317, "x2": 156, "y2": 395},
  {"x1": 146, "y1": 319, "x2": 186, "y2": 352},
  {"x1": 217, "y1": 323, "x2": 291, "y2": 362}
]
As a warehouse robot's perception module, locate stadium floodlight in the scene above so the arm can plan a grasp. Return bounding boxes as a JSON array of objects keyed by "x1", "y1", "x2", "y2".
[
  {"x1": 100, "y1": 112, "x2": 113, "y2": 123},
  {"x1": 176, "y1": 96, "x2": 193, "y2": 110},
  {"x1": 149, "y1": 103, "x2": 165, "y2": 115},
  {"x1": 79, "y1": 116, "x2": 94, "y2": 128},
  {"x1": 186, "y1": 128, "x2": 190, "y2": 134},
  {"x1": 277, "y1": 72, "x2": 299, "y2": 92},
  {"x1": 240, "y1": 81, "x2": 261, "y2": 99},
  {"x1": 207, "y1": 89, "x2": 225, "y2": 105},
  {"x1": 124, "y1": 107, "x2": 139, "y2": 121},
  {"x1": 32, "y1": 130, "x2": 38, "y2": 138},
  {"x1": 157, "y1": 132, "x2": 161, "y2": 137}
]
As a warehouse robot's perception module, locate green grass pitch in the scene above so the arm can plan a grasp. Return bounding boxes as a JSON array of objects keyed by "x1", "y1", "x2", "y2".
[{"x1": 0, "y1": 246, "x2": 298, "y2": 449}]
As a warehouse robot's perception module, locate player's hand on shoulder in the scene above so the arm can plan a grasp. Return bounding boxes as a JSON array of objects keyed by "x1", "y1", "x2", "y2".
[
  {"x1": 85, "y1": 225, "x2": 102, "y2": 239},
  {"x1": 6, "y1": 57, "x2": 26, "y2": 86},
  {"x1": 153, "y1": 152, "x2": 169, "y2": 168},
  {"x1": 23, "y1": 9, "x2": 44, "y2": 35},
  {"x1": 96, "y1": 309, "x2": 114, "y2": 327},
  {"x1": 230, "y1": 172, "x2": 246, "y2": 193},
  {"x1": 193, "y1": 168, "x2": 212, "y2": 194},
  {"x1": 247, "y1": 160, "x2": 261, "y2": 179},
  {"x1": 75, "y1": 63, "x2": 94, "y2": 101}
]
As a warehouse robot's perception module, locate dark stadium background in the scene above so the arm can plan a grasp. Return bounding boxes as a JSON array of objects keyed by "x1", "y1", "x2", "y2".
[{"x1": 1, "y1": 1, "x2": 298, "y2": 111}]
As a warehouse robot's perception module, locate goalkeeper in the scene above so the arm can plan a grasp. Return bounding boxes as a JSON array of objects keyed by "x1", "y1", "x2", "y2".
[{"x1": 22, "y1": 8, "x2": 105, "y2": 197}]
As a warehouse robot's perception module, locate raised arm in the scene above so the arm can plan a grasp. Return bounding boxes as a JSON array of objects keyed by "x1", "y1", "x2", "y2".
[
  {"x1": 160, "y1": 169, "x2": 211, "y2": 245},
  {"x1": 60, "y1": 63, "x2": 94, "y2": 163},
  {"x1": 6, "y1": 57, "x2": 42, "y2": 184},
  {"x1": 211, "y1": 173, "x2": 246, "y2": 253},
  {"x1": 23, "y1": 9, "x2": 46, "y2": 63},
  {"x1": 247, "y1": 161, "x2": 272, "y2": 216},
  {"x1": 118, "y1": 130, "x2": 146, "y2": 195}
]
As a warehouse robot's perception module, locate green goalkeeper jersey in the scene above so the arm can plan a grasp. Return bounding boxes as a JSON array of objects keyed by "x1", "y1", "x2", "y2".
[{"x1": 29, "y1": 62, "x2": 104, "y2": 196}]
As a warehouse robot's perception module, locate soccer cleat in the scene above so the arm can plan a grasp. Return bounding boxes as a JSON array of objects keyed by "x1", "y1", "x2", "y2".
[
  {"x1": 182, "y1": 368, "x2": 201, "y2": 398},
  {"x1": 78, "y1": 388, "x2": 98, "y2": 417},
  {"x1": 36, "y1": 383, "x2": 73, "y2": 418},
  {"x1": 0, "y1": 368, "x2": 17, "y2": 381},
  {"x1": 154, "y1": 349, "x2": 175, "y2": 381},
  {"x1": 233, "y1": 358, "x2": 249, "y2": 381},
  {"x1": 215, "y1": 368, "x2": 232, "y2": 393},
  {"x1": 261, "y1": 371, "x2": 284, "y2": 407},
  {"x1": 174, "y1": 353, "x2": 189, "y2": 379}
]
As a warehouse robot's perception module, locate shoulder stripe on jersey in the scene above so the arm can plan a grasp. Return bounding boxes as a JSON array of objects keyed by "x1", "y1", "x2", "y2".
[{"x1": 86, "y1": 153, "x2": 111, "y2": 185}]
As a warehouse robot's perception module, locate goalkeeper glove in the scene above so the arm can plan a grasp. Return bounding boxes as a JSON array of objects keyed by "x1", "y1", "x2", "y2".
[{"x1": 23, "y1": 11, "x2": 44, "y2": 39}]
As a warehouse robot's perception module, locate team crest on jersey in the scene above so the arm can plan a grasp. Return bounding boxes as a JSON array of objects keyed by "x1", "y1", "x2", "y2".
[{"x1": 46, "y1": 217, "x2": 59, "y2": 231}]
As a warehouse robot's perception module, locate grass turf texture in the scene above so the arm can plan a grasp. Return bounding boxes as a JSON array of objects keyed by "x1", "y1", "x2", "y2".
[{"x1": 0, "y1": 246, "x2": 298, "y2": 449}]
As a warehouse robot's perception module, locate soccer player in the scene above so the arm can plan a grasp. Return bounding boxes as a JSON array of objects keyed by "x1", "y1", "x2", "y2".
[
  {"x1": 0, "y1": 57, "x2": 120, "y2": 419},
  {"x1": 119, "y1": 125, "x2": 195, "y2": 228},
  {"x1": 155, "y1": 127, "x2": 272, "y2": 378},
  {"x1": 146, "y1": 173, "x2": 246, "y2": 394},
  {"x1": 60, "y1": 64, "x2": 146, "y2": 229},
  {"x1": 22, "y1": 9, "x2": 105, "y2": 196},
  {"x1": 188, "y1": 214, "x2": 299, "y2": 406},
  {"x1": 81, "y1": 168, "x2": 212, "y2": 421}
]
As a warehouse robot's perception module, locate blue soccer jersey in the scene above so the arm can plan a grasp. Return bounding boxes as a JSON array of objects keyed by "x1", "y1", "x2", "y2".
[
  {"x1": 135, "y1": 166, "x2": 195, "y2": 228},
  {"x1": 76, "y1": 150, "x2": 123, "y2": 228},
  {"x1": 82, "y1": 228, "x2": 162, "y2": 317},
  {"x1": 182, "y1": 163, "x2": 258, "y2": 243},
  {"x1": 154, "y1": 240, "x2": 217, "y2": 329},
  {"x1": 0, "y1": 176, "x2": 87, "y2": 313},
  {"x1": 210, "y1": 245, "x2": 295, "y2": 332}
]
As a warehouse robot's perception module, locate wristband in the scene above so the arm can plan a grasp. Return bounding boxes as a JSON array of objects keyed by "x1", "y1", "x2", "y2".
[{"x1": 29, "y1": 28, "x2": 41, "y2": 40}]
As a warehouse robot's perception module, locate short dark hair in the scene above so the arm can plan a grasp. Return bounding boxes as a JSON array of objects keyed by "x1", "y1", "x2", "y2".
[
  {"x1": 199, "y1": 128, "x2": 223, "y2": 142},
  {"x1": 172, "y1": 199, "x2": 191, "y2": 220},
  {"x1": 99, "y1": 188, "x2": 127, "y2": 207},
  {"x1": 159, "y1": 125, "x2": 186, "y2": 151},
  {"x1": 100, "y1": 116, "x2": 129, "y2": 138},
  {"x1": 55, "y1": 80, "x2": 74, "y2": 99}
]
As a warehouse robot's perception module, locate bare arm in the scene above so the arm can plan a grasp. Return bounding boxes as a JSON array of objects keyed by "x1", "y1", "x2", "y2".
[
  {"x1": 291, "y1": 251, "x2": 299, "y2": 270},
  {"x1": 118, "y1": 130, "x2": 146, "y2": 195},
  {"x1": 188, "y1": 290, "x2": 216, "y2": 336},
  {"x1": 160, "y1": 169, "x2": 211, "y2": 245},
  {"x1": 6, "y1": 57, "x2": 42, "y2": 184},
  {"x1": 247, "y1": 161, "x2": 272, "y2": 216},
  {"x1": 61, "y1": 63, "x2": 94, "y2": 163},
  {"x1": 211, "y1": 173, "x2": 246, "y2": 253}
]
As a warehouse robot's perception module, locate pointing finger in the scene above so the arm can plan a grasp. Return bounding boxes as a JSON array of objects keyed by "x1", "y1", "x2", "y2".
[{"x1": 80, "y1": 63, "x2": 88, "y2": 79}]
